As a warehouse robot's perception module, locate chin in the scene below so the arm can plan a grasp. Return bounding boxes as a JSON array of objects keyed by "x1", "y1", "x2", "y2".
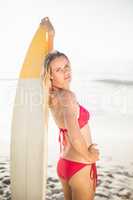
[{"x1": 65, "y1": 77, "x2": 72, "y2": 81}]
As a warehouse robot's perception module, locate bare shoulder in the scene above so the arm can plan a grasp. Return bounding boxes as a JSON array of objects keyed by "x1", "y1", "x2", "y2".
[
  {"x1": 59, "y1": 90, "x2": 79, "y2": 120},
  {"x1": 59, "y1": 89, "x2": 77, "y2": 106},
  {"x1": 49, "y1": 89, "x2": 78, "y2": 118}
]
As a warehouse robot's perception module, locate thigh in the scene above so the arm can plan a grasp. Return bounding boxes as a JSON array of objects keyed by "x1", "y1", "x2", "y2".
[
  {"x1": 68, "y1": 165, "x2": 95, "y2": 200},
  {"x1": 58, "y1": 176, "x2": 72, "y2": 200},
  {"x1": 56, "y1": 159, "x2": 72, "y2": 200}
]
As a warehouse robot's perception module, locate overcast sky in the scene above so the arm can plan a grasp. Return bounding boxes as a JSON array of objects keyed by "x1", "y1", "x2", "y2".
[
  {"x1": 0, "y1": 0, "x2": 133, "y2": 150},
  {"x1": 0, "y1": 0, "x2": 133, "y2": 80}
]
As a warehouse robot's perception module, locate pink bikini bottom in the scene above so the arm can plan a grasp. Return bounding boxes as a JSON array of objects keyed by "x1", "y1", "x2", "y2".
[{"x1": 57, "y1": 157, "x2": 98, "y2": 191}]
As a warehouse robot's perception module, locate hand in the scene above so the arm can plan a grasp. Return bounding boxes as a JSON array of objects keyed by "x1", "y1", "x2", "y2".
[
  {"x1": 40, "y1": 17, "x2": 55, "y2": 36},
  {"x1": 88, "y1": 143, "x2": 100, "y2": 163}
]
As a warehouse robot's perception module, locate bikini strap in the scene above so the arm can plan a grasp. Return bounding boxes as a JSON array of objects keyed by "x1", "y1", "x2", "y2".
[
  {"x1": 90, "y1": 163, "x2": 98, "y2": 191},
  {"x1": 58, "y1": 128, "x2": 68, "y2": 153}
]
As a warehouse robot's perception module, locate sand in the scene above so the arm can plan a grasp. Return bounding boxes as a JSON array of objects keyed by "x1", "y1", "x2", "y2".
[{"x1": 0, "y1": 156, "x2": 133, "y2": 200}]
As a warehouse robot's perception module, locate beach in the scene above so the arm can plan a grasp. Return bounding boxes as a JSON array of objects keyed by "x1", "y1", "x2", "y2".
[
  {"x1": 1, "y1": 0, "x2": 133, "y2": 198},
  {"x1": 0, "y1": 156, "x2": 133, "y2": 200},
  {"x1": 0, "y1": 80, "x2": 133, "y2": 199}
]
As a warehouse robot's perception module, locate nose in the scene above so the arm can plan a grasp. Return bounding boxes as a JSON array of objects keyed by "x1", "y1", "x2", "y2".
[
  {"x1": 64, "y1": 71, "x2": 71, "y2": 79},
  {"x1": 64, "y1": 65, "x2": 71, "y2": 73}
]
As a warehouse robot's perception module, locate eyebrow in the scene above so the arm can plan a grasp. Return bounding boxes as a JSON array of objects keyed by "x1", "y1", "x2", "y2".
[
  {"x1": 55, "y1": 64, "x2": 70, "y2": 70},
  {"x1": 54, "y1": 67, "x2": 60, "y2": 71}
]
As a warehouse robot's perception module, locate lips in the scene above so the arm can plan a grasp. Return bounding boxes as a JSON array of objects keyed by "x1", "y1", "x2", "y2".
[{"x1": 65, "y1": 76, "x2": 71, "y2": 79}]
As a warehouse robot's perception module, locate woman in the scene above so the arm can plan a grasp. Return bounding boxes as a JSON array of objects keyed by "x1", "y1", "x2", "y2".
[{"x1": 42, "y1": 50, "x2": 100, "y2": 200}]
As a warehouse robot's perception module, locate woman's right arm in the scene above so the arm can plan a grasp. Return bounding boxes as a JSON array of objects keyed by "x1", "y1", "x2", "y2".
[{"x1": 61, "y1": 91, "x2": 99, "y2": 163}]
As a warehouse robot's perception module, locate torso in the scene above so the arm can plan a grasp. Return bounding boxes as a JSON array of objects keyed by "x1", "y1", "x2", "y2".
[{"x1": 49, "y1": 89, "x2": 93, "y2": 163}]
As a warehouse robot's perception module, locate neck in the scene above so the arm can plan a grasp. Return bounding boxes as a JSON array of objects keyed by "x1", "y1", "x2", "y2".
[{"x1": 51, "y1": 84, "x2": 70, "y2": 91}]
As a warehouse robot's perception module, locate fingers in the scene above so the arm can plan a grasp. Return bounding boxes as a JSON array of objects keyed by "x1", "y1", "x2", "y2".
[
  {"x1": 88, "y1": 143, "x2": 100, "y2": 162},
  {"x1": 41, "y1": 16, "x2": 49, "y2": 23},
  {"x1": 44, "y1": 16, "x2": 49, "y2": 21},
  {"x1": 40, "y1": 17, "x2": 50, "y2": 27},
  {"x1": 91, "y1": 144, "x2": 98, "y2": 148},
  {"x1": 88, "y1": 144, "x2": 99, "y2": 153},
  {"x1": 91, "y1": 147, "x2": 100, "y2": 161},
  {"x1": 88, "y1": 143, "x2": 98, "y2": 149},
  {"x1": 40, "y1": 17, "x2": 55, "y2": 36}
]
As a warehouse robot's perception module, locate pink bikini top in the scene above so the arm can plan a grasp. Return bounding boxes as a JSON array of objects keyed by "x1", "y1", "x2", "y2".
[{"x1": 58, "y1": 104, "x2": 90, "y2": 152}]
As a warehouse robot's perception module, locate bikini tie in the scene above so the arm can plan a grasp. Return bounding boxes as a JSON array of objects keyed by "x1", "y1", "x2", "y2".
[
  {"x1": 59, "y1": 128, "x2": 98, "y2": 191},
  {"x1": 58, "y1": 128, "x2": 68, "y2": 153},
  {"x1": 90, "y1": 163, "x2": 98, "y2": 191}
]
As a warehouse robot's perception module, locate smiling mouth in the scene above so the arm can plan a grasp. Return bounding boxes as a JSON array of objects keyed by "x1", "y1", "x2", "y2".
[{"x1": 65, "y1": 76, "x2": 71, "y2": 79}]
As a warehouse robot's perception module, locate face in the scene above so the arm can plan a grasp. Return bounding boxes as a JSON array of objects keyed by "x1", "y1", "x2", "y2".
[{"x1": 49, "y1": 56, "x2": 72, "y2": 89}]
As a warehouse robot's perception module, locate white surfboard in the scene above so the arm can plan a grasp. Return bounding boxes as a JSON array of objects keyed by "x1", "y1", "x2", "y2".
[{"x1": 10, "y1": 17, "x2": 54, "y2": 200}]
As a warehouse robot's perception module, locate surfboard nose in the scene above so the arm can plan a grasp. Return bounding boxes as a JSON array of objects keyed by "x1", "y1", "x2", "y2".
[{"x1": 20, "y1": 18, "x2": 55, "y2": 79}]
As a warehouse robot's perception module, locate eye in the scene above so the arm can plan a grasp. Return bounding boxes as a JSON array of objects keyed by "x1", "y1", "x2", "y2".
[
  {"x1": 65, "y1": 64, "x2": 70, "y2": 69},
  {"x1": 56, "y1": 68, "x2": 60, "y2": 72}
]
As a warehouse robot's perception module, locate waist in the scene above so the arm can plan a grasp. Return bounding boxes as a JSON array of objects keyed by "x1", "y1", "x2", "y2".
[{"x1": 59, "y1": 155, "x2": 94, "y2": 164}]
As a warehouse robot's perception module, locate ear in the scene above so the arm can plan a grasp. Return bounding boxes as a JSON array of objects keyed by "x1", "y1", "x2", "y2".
[{"x1": 50, "y1": 75, "x2": 53, "y2": 80}]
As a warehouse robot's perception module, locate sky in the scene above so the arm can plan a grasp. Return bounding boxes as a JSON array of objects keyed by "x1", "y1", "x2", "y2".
[
  {"x1": 0, "y1": 0, "x2": 133, "y2": 80},
  {"x1": 0, "y1": 0, "x2": 133, "y2": 160}
]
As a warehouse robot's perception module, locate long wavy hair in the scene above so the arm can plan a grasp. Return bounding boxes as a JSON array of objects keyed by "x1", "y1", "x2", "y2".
[{"x1": 41, "y1": 50, "x2": 69, "y2": 133}]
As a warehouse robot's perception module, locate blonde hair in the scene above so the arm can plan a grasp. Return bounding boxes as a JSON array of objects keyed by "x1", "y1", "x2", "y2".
[
  {"x1": 41, "y1": 50, "x2": 69, "y2": 130},
  {"x1": 40, "y1": 62, "x2": 52, "y2": 196},
  {"x1": 41, "y1": 51, "x2": 69, "y2": 186},
  {"x1": 41, "y1": 64, "x2": 51, "y2": 132}
]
